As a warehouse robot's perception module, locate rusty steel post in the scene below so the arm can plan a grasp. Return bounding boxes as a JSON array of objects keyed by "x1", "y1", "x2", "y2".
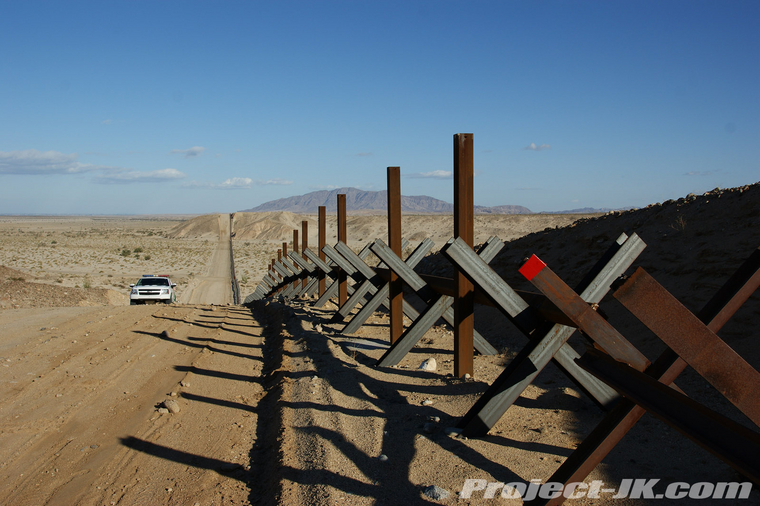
[
  {"x1": 276, "y1": 250, "x2": 283, "y2": 295},
  {"x1": 387, "y1": 167, "x2": 403, "y2": 344},
  {"x1": 337, "y1": 194, "x2": 348, "y2": 308},
  {"x1": 292, "y1": 230, "x2": 299, "y2": 292},
  {"x1": 318, "y1": 206, "x2": 326, "y2": 297},
  {"x1": 453, "y1": 133, "x2": 475, "y2": 377},
  {"x1": 302, "y1": 220, "x2": 309, "y2": 291}
]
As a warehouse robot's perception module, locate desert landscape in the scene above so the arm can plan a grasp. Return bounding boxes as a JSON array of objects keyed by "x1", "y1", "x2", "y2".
[{"x1": 0, "y1": 183, "x2": 759, "y2": 505}]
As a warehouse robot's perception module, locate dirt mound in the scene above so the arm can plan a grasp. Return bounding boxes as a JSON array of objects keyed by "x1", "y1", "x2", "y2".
[
  {"x1": 167, "y1": 213, "x2": 222, "y2": 239},
  {"x1": 0, "y1": 265, "x2": 31, "y2": 282},
  {"x1": 0, "y1": 267, "x2": 126, "y2": 309},
  {"x1": 232, "y1": 212, "x2": 318, "y2": 241}
]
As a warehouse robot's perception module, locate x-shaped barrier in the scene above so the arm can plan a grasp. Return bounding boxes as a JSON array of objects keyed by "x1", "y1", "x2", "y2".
[
  {"x1": 370, "y1": 237, "x2": 503, "y2": 366},
  {"x1": 519, "y1": 246, "x2": 760, "y2": 505},
  {"x1": 444, "y1": 233, "x2": 646, "y2": 437},
  {"x1": 339, "y1": 239, "x2": 432, "y2": 335}
]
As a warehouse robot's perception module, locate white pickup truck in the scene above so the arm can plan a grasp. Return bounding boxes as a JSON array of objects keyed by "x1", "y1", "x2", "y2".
[{"x1": 129, "y1": 275, "x2": 177, "y2": 305}]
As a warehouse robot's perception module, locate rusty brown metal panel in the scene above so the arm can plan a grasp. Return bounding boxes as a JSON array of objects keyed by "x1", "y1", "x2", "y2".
[
  {"x1": 337, "y1": 194, "x2": 347, "y2": 307},
  {"x1": 318, "y1": 206, "x2": 326, "y2": 297},
  {"x1": 520, "y1": 255, "x2": 650, "y2": 371},
  {"x1": 453, "y1": 133, "x2": 475, "y2": 378},
  {"x1": 387, "y1": 167, "x2": 403, "y2": 344},
  {"x1": 614, "y1": 267, "x2": 760, "y2": 427}
]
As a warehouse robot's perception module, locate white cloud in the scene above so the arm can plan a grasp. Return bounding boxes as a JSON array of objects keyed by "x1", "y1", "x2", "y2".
[
  {"x1": 0, "y1": 149, "x2": 105, "y2": 175},
  {"x1": 684, "y1": 170, "x2": 714, "y2": 176},
  {"x1": 183, "y1": 176, "x2": 260, "y2": 190},
  {"x1": 257, "y1": 178, "x2": 293, "y2": 186},
  {"x1": 220, "y1": 177, "x2": 253, "y2": 189},
  {"x1": 524, "y1": 143, "x2": 551, "y2": 151},
  {"x1": 95, "y1": 168, "x2": 187, "y2": 184},
  {"x1": 170, "y1": 146, "x2": 205, "y2": 158},
  {"x1": 102, "y1": 119, "x2": 112, "y2": 125},
  {"x1": 405, "y1": 170, "x2": 452, "y2": 179}
]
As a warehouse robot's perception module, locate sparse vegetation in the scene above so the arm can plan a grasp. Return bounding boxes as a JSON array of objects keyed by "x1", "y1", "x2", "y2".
[{"x1": 671, "y1": 215, "x2": 687, "y2": 232}]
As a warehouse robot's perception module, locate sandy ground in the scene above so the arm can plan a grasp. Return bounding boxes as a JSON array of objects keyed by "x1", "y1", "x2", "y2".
[{"x1": 0, "y1": 182, "x2": 759, "y2": 505}]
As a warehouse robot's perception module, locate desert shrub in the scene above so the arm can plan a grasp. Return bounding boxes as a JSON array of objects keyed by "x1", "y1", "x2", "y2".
[
  {"x1": 120, "y1": 249, "x2": 131, "y2": 256},
  {"x1": 144, "y1": 255, "x2": 151, "y2": 260},
  {"x1": 134, "y1": 247, "x2": 143, "y2": 253}
]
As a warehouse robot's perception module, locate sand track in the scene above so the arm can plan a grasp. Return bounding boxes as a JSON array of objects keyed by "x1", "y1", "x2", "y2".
[
  {"x1": 179, "y1": 214, "x2": 233, "y2": 306},
  {"x1": 0, "y1": 303, "x2": 265, "y2": 505}
]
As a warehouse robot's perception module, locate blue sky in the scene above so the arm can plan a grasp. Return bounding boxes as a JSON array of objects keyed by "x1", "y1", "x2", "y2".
[{"x1": 1, "y1": 1, "x2": 758, "y2": 214}]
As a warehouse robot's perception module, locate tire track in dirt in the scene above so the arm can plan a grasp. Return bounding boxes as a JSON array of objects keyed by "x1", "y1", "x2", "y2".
[
  {"x1": 179, "y1": 214, "x2": 233, "y2": 306},
  {"x1": 0, "y1": 304, "x2": 265, "y2": 506}
]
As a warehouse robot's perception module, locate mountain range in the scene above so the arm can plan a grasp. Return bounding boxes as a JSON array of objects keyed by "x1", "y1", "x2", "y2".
[{"x1": 241, "y1": 187, "x2": 533, "y2": 214}]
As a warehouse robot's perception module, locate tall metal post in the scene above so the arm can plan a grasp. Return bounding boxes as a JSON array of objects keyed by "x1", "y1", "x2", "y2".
[
  {"x1": 318, "y1": 206, "x2": 326, "y2": 297},
  {"x1": 337, "y1": 194, "x2": 348, "y2": 307},
  {"x1": 276, "y1": 250, "x2": 283, "y2": 295},
  {"x1": 453, "y1": 133, "x2": 475, "y2": 377},
  {"x1": 292, "y1": 230, "x2": 299, "y2": 292},
  {"x1": 302, "y1": 220, "x2": 309, "y2": 291},
  {"x1": 387, "y1": 166, "x2": 403, "y2": 343}
]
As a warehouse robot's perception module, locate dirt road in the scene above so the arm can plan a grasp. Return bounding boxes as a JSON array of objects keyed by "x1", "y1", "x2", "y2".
[
  {"x1": 0, "y1": 214, "x2": 262, "y2": 505},
  {"x1": 179, "y1": 215, "x2": 233, "y2": 305},
  {"x1": 0, "y1": 303, "x2": 264, "y2": 505}
]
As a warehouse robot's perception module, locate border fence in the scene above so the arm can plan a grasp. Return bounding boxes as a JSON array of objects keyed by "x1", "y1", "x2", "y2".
[{"x1": 242, "y1": 133, "x2": 760, "y2": 504}]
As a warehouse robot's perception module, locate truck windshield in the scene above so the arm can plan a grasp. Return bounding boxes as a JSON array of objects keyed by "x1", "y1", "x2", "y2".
[{"x1": 137, "y1": 278, "x2": 169, "y2": 286}]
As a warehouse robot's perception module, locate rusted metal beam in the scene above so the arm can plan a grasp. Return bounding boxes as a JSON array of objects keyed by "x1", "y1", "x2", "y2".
[
  {"x1": 520, "y1": 254, "x2": 650, "y2": 371},
  {"x1": 615, "y1": 267, "x2": 760, "y2": 426},
  {"x1": 301, "y1": 220, "x2": 308, "y2": 291},
  {"x1": 576, "y1": 348, "x2": 760, "y2": 483},
  {"x1": 318, "y1": 206, "x2": 326, "y2": 297},
  {"x1": 276, "y1": 250, "x2": 283, "y2": 295},
  {"x1": 292, "y1": 230, "x2": 299, "y2": 292},
  {"x1": 535, "y1": 246, "x2": 760, "y2": 506},
  {"x1": 337, "y1": 194, "x2": 347, "y2": 307},
  {"x1": 453, "y1": 133, "x2": 475, "y2": 378},
  {"x1": 388, "y1": 166, "x2": 403, "y2": 344}
]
